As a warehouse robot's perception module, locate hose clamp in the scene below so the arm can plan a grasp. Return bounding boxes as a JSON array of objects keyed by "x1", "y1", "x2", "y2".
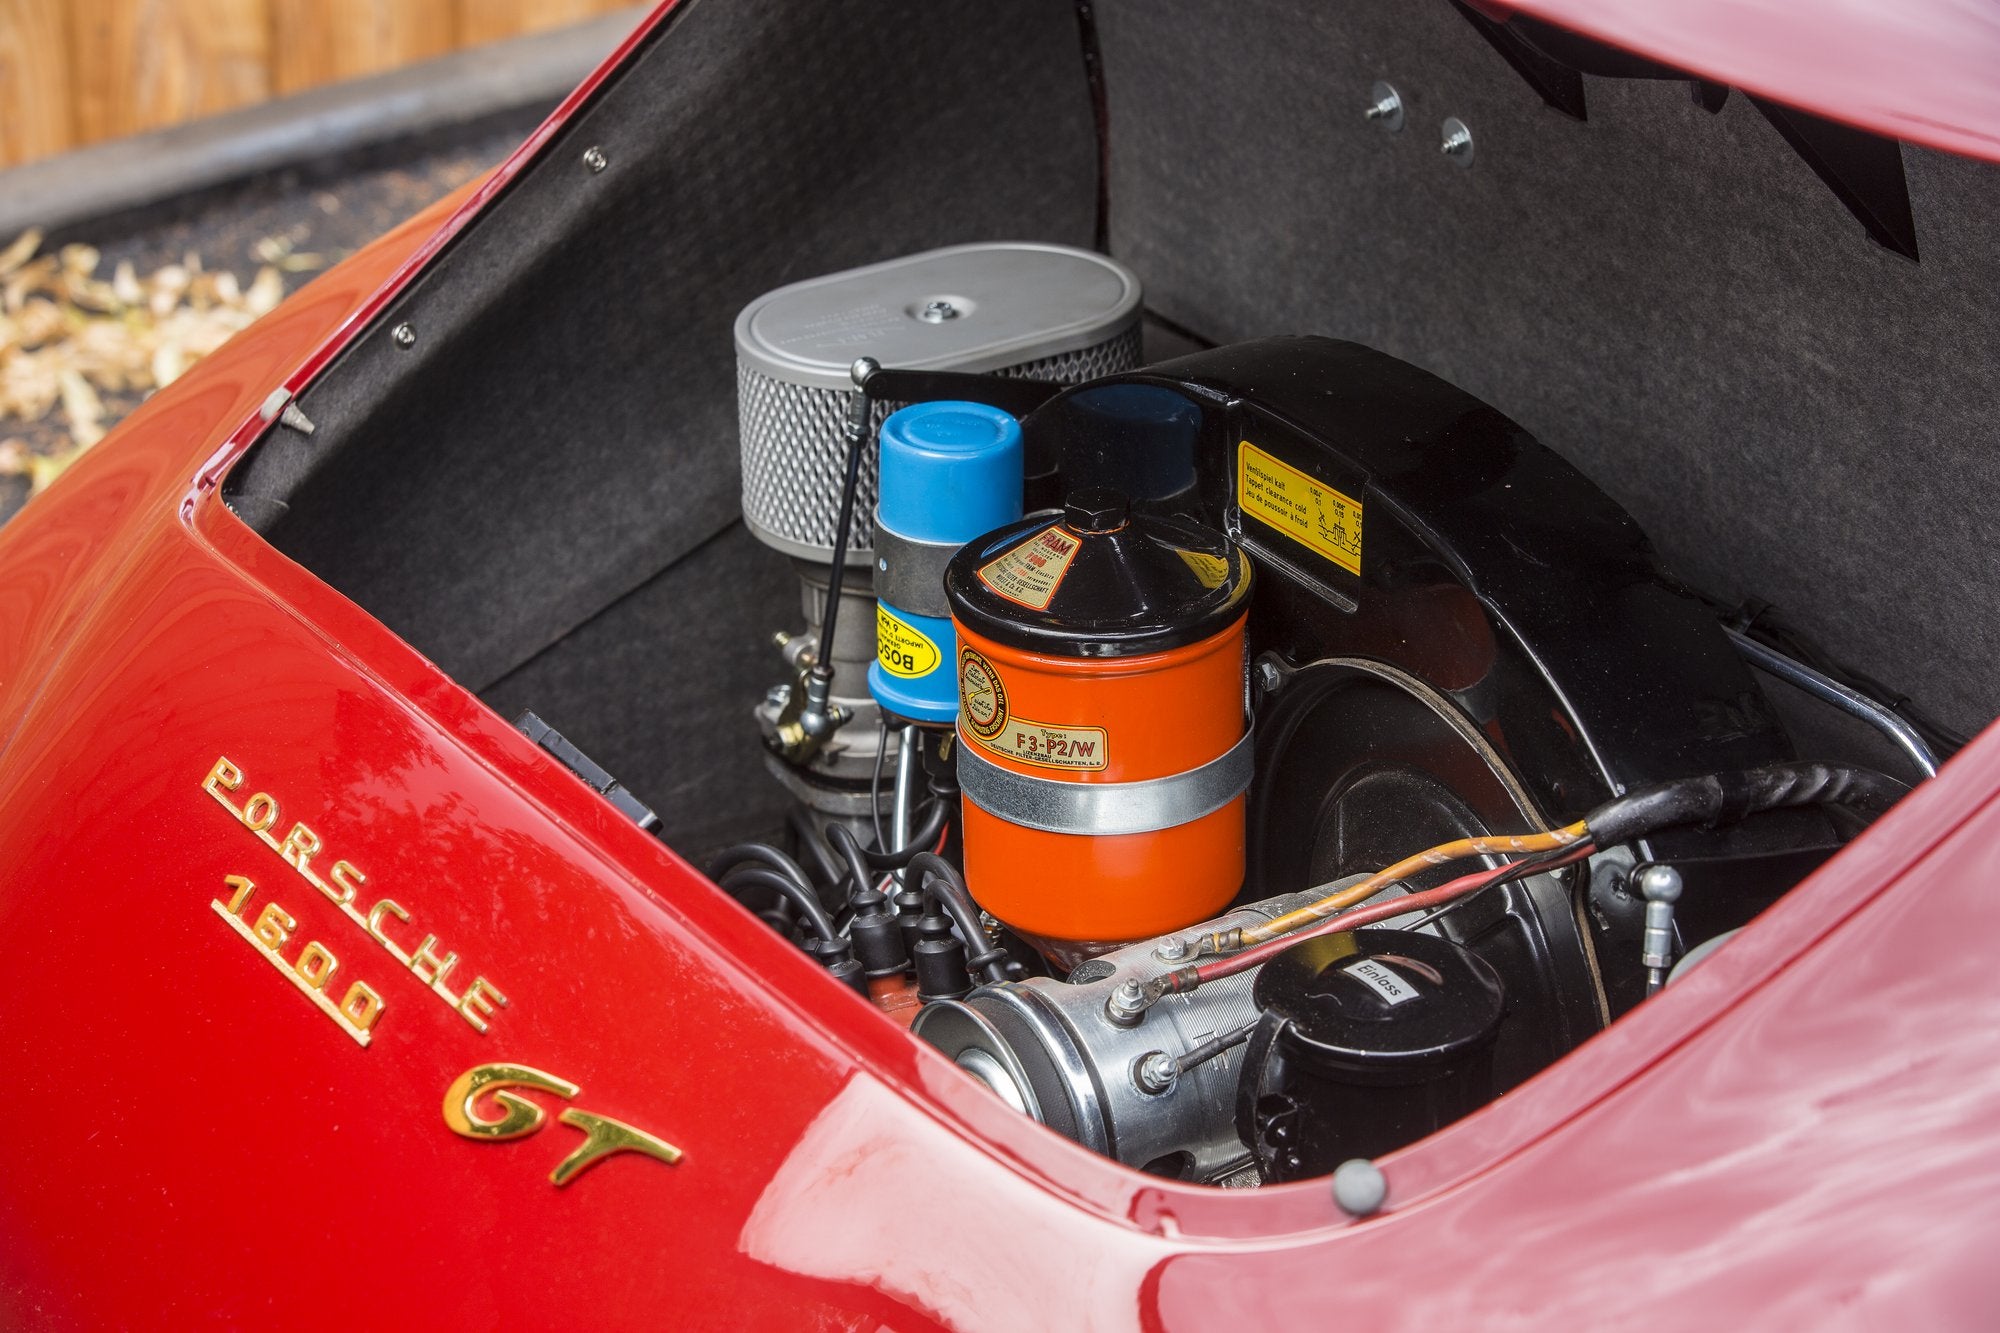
[
  {"x1": 872, "y1": 522, "x2": 962, "y2": 619},
  {"x1": 957, "y1": 725, "x2": 1255, "y2": 836}
]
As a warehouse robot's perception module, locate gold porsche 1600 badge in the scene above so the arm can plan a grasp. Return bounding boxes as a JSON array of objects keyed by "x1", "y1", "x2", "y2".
[{"x1": 202, "y1": 755, "x2": 509, "y2": 1045}]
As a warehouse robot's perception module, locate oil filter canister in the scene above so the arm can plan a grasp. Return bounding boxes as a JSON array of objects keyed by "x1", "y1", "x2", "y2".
[
  {"x1": 944, "y1": 488, "x2": 1253, "y2": 958},
  {"x1": 1237, "y1": 929, "x2": 1505, "y2": 1183},
  {"x1": 869, "y1": 402, "x2": 1024, "y2": 723}
]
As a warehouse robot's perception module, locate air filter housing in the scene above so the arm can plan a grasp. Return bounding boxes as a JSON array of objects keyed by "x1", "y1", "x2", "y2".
[{"x1": 735, "y1": 242, "x2": 1142, "y2": 563}]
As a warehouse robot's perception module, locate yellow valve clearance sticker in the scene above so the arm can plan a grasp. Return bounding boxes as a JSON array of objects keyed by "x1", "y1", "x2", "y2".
[
  {"x1": 974, "y1": 716, "x2": 1110, "y2": 771},
  {"x1": 1237, "y1": 439, "x2": 1363, "y2": 575},
  {"x1": 977, "y1": 527, "x2": 1081, "y2": 610},
  {"x1": 876, "y1": 605, "x2": 942, "y2": 679}
]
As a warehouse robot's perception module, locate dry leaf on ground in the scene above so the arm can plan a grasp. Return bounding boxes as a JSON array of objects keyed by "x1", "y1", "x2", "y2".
[{"x1": 0, "y1": 228, "x2": 318, "y2": 498}]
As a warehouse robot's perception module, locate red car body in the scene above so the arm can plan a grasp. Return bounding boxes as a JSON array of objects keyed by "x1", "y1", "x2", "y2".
[{"x1": 4, "y1": 3, "x2": 1998, "y2": 1327}]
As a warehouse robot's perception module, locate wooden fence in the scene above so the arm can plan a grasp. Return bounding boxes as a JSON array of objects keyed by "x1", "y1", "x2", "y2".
[{"x1": 0, "y1": 0, "x2": 641, "y2": 170}]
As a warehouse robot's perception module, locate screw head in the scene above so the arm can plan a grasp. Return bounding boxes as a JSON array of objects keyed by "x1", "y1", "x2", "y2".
[
  {"x1": 1363, "y1": 80, "x2": 1404, "y2": 133},
  {"x1": 1440, "y1": 117, "x2": 1475, "y2": 167},
  {"x1": 582, "y1": 146, "x2": 609, "y2": 173},
  {"x1": 1153, "y1": 936, "x2": 1190, "y2": 962},
  {"x1": 1256, "y1": 659, "x2": 1284, "y2": 694},
  {"x1": 391, "y1": 323, "x2": 416, "y2": 349},
  {"x1": 919, "y1": 299, "x2": 959, "y2": 323},
  {"x1": 764, "y1": 684, "x2": 792, "y2": 709}
]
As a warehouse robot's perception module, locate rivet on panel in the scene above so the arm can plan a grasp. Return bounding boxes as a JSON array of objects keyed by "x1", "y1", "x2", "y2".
[
  {"x1": 1363, "y1": 81, "x2": 1404, "y2": 132},
  {"x1": 1440, "y1": 117, "x2": 1475, "y2": 167}
]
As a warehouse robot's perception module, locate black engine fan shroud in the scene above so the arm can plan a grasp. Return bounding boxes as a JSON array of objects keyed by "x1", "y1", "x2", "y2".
[
  {"x1": 1248, "y1": 657, "x2": 1606, "y2": 1090},
  {"x1": 1018, "y1": 336, "x2": 1843, "y2": 1017}
]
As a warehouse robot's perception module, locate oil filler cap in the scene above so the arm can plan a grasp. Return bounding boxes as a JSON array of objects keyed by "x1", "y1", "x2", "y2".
[
  {"x1": 945, "y1": 488, "x2": 1250, "y2": 658},
  {"x1": 1064, "y1": 487, "x2": 1129, "y2": 533}
]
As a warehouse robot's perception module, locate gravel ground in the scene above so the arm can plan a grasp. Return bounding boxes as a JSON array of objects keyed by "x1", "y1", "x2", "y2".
[{"x1": 0, "y1": 109, "x2": 544, "y2": 526}]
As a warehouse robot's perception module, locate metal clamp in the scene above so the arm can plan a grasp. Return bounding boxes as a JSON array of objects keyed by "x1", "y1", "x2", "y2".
[
  {"x1": 957, "y1": 726, "x2": 1255, "y2": 837},
  {"x1": 872, "y1": 523, "x2": 963, "y2": 619}
]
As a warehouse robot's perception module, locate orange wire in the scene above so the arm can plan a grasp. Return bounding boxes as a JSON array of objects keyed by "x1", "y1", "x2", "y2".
[{"x1": 1228, "y1": 821, "x2": 1590, "y2": 948}]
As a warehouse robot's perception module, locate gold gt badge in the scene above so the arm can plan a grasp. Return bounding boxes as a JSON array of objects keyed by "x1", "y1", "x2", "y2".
[{"x1": 444, "y1": 1064, "x2": 683, "y2": 1187}]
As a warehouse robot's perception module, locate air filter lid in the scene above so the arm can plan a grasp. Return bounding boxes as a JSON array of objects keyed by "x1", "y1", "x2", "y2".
[{"x1": 735, "y1": 242, "x2": 1141, "y2": 391}]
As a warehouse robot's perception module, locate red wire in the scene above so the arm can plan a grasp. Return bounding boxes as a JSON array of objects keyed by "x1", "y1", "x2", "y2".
[{"x1": 1194, "y1": 843, "x2": 1598, "y2": 984}]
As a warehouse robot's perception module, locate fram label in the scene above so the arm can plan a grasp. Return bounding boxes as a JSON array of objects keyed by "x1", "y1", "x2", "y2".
[
  {"x1": 977, "y1": 527, "x2": 1081, "y2": 611},
  {"x1": 1237, "y1": 440, "x2": 1363, "y2": 575}
]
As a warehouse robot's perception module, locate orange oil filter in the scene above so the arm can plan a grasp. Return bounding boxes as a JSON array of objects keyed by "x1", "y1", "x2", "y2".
[{"x1": 944, "y1": 488, "x2": 1253, "y2": 959}]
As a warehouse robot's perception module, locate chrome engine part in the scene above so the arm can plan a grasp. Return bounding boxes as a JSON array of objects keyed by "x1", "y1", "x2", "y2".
[
  {"x1": 752, "y1": 564, "x2": 885, "y2": 816},
  {"x1": 911, "y1": 889, "x2": 1340, "y2": 1182}
]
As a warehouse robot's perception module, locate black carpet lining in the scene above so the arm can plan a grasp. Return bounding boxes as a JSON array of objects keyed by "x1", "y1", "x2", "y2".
[{"x1": 1094, "y1": 0, "x2": 2000, "y2": 737}]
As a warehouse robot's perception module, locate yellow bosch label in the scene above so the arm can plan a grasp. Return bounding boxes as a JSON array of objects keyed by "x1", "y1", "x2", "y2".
[
  {"x1": 1237, "y1": 440, "x2": 1363, "y2": 575},
  {"x1": 974, "y1": 716, "x2": 1109, "y2": 771},
  {"x1": 876, "y1": 605, "x2": 942, "y2": 679},
  {"x1": 977, "y1": 527, "x2": 1081, "y2": 610}
]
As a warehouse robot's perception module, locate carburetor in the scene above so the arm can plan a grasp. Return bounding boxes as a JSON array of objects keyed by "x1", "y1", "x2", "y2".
[{"x1": 733, "y1": 243, "x2": 1141, "y2": 821}]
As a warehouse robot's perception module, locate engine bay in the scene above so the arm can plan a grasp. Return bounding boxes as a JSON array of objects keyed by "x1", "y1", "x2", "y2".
[
  {"x1": 214, "y1": 0, "x2": 1983, "y2": 1196},
  {"x1": 683, "y1": 242, "x2": 1924, "y2": 1187}
]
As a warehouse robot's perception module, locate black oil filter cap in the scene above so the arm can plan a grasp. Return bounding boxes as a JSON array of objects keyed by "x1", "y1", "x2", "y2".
[{"x1": 945, "y1": 489, "x2": 1250, "y2": 658}]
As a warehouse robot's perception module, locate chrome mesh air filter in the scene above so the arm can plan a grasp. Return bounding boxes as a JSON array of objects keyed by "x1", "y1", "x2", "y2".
[{"x1": 735, "y1": 243, "x2": 1142, "y2": 563}]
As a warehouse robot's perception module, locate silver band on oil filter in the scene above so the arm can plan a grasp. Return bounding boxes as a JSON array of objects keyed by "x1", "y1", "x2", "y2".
[{"x1": 955, "y1": 726, "x2": 1254, "y2": 837}]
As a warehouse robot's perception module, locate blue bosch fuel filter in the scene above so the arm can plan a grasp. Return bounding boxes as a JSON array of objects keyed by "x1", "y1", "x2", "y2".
[{"x1": 869, "y1": 401, "x2": 1023, "y2": 722}]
